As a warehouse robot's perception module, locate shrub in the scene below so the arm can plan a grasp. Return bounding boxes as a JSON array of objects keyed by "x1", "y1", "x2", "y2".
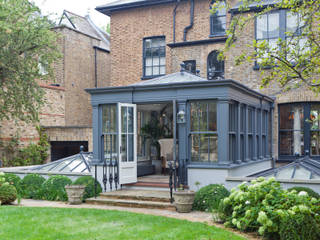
[
  {"x1": 287, "y1": 186, "x2": 320, "y2": 199},
  {"x1": 193, "y1": 184, "x2": 230, "y2": 212},
  {"x1": 4, "y1": 173, "x2": 21, "y2": 192},
  {"x1": 0, "y1": 183, "x2": 17, "y2": 204},
  {"x1": 42, "y1": 175, "x2": 72, "y2": 201},
  {"x1": 218, "y1": 177, "x2": 320, "y2": 240},
  {"x1": 73, "y1": 176, "x2": 102, "y2": 200},
  {"x1": 18, "y1": 174, "x2": 45, "y2": 199}
]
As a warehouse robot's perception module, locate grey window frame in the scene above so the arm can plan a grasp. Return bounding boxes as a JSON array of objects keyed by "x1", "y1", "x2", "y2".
[
  {"x1": 189, "y1": 100, "x2": 218, "y2": 163},
  {"x1": 142, "y1": 36, "x2": 166, "y2": 79},
  {"x1": 207, "y1": 50, "x2": 224, "y2": 80},
  {"x1": 210, "y1": 1, "x2": 226, "y2": 37}
]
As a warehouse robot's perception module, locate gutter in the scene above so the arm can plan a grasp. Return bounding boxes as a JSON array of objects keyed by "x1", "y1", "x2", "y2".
[
  {"x1": 173, "y1": 0, "x2": 180, "y2": 43},
  {"x1": 183, "y1": 0, "x2": 194, "y2": 42}
]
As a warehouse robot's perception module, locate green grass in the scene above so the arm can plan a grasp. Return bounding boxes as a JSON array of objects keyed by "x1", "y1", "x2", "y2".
[{"x1": 0, "y1": 206, "x2": 246, "y2": 240}]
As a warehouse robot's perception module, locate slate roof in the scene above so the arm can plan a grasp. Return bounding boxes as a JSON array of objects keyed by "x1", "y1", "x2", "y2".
[
  {"x1": 230, "y1": 0, "x2": 279, "y2": 13},
  {"x1": 96, "y1": 0, "x2": 176, "y2": 16},
  {"x1": 130, "y1": 71, "x2": 207, "y2": 86},
  {"x1": 58, "y1": 10, "x2": 110, "y2": 51},
  {"x1": 249, "y1": 156, "x2": 320, "y2": 180}
]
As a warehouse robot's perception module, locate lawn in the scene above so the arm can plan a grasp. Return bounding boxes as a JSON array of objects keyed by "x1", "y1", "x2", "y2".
[{"x1": 0, "y1": 206, "x2": 246, "y2": 240}]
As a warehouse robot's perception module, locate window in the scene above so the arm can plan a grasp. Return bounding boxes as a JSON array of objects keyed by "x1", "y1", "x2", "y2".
[
  {"x1": 183, "y1": 60, "x2": 196, "y2": 74},
  {"x1": 207, "y1": 51, "x2": 224, "y2": 80},
  {"x1": 255, "y1": 10, "x2": 307, "y2": 66},
  {"x1": 190, "y1": 101, "x2": 218, "y2": 163},
  {"x1": 210, "y1": 1, "x2": 226, "y2": 36},
  {"x1": 229, "y1": 102, "x2": 238, "y2": 163},
  {"x1": 279, "y1": 104, "x2": 304, "y2": 156},
  {"x1": 102, "y1": 105, "x2": 117, "y2": 162},
  {"x1": 143, "y1": 37, "x2": 166, "y2": 78}
]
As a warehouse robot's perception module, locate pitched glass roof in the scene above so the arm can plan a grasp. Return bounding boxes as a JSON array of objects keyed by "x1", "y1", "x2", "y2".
[
  {"x1": 249, "y1": 156, "x2": 320, "y2": 180},
  {"x1": 31, "y1": 152, "x2": 93, "y2": 173}
]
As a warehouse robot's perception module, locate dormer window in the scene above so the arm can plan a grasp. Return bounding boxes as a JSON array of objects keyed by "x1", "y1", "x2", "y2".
[
  {"x1": 210, "y1": 1, "x2": 226, "y2": 37},
  {"x1": 143, "y1": 37, "x2": 166, "y2": 78}
]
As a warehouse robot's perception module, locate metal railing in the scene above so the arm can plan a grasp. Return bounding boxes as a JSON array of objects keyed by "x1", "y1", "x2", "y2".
[{"x1": 94, "y1": 160, "x2": 119, "y2": 198}]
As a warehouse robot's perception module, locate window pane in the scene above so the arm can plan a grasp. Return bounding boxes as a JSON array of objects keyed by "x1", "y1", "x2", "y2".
[
  {"x1": 102, "y1": 105, "x2": 117, "y2": 133},
  {"x1": 121, "y1": 134, "x2": 127, "y2": 162},
  {"x1": 153, "y1": 66, "x2": 159, "y2": 75},
  {"x1": 121, "y1": 106, "x2": 127, "y2": 133},
  {"x1": 311, "y1": 131, "x2": 320, "y2": 156},
  {"x1": 160, "y1": 66, "x2": 165, "y2": 75},
  {"x1": 200, "y1": 135, "x2": 209, "y2": 162},
  {"x1": 145, "y1": 57, "x2": 152, "y2": 66},
  {"x1": 190, "y1": 102, "x2": 199, "y2": 131},
  {"x1": 160, "y1": 56, "x2": 165, "y2": 65},
  {"x1": 104, "y1": 134, "x2": 117, "y2": 161},
  {"x1": 208, "y1": 135, "x2": 218, "y2": 162},
  {"x1": 191, "y1": 134, "x2": 200, "y2": 161},
  {"x1": 216, "y1": 1, "x2": 226, "y2": 16},
  {"x1": 279, "y1": 104, "x2": 303, "y2": 130},
  {"x1": 151, "y1": 38, "x2": 161, "y2": 47},
  {"x1": 145, "y1": 67, "x2": 152, "y2": 76},
  {"x1": 310, "y1": 104, "x2": 320, "y2": 130},
  {"x1": 256, "y1": 14, "x2": 268, "y2": 39},
  {"x1": 279, "y1": 131, "x2": 304, "y2": 155},
  {"x1": 268, "y1": 38, "x2": 278, "y2": 51},
  {"x1": 128, "y1": 134, "x2": 134, "y2": 161},
  {"x1": 208, "y1": 102, "x2": 217, "y2": 131},
  {"x1": 145, "y1": 39, "x2": 152, "y2": 48},
  {"x1": 153, "y1": 56, "x2": 160, "y2": 65},
  {"x1": 286, "y1": 12, "x2": 299, "y2": 34},
  {"x1": 207, "y1": 51, "x2": 224, "y2": 80},
  {"x1": 128, "y1": 107, "x2": 133, "y2": 133},
  {"x1": 268, "y1": 12, "x2": 280, "y2": 38},
  {"x1": 198, "y1": 102, "x2": 208, "y2": 131}
]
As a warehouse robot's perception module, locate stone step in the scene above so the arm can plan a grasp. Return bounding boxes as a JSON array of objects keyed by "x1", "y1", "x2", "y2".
[
  {"x1": 99, "y1": 189, "x2": 171, "y2": 203},
  {"x1": 86, "y1": 197, "x2": 175, "y2": 211},
  {"x1": 123, "y1": 181, "x2": 170, "y2": 189}
]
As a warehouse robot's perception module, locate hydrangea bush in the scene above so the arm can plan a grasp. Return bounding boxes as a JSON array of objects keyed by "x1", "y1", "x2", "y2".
[
  {"x1": 0, "y1": 172, "x2": 17, "y2": 205},
  {"x1": 218, "y1": 177, "x2": 320, "y2": 240}
]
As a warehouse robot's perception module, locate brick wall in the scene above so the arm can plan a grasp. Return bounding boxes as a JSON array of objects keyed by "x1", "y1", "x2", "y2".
[{"x1": 108, "y1": 0, "x2": 320, "y2": 159}]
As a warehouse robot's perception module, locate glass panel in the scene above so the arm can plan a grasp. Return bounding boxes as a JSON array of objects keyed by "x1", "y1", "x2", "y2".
[
  {"x1": 151, "y1": 38, "x2": 161, "y2": 47},
  {"x1": 102, "y1": 105, "x2": 116, "y2": 133},
  {"x1": 153, "y1": 66, "x2": 159, "y2": 75},
  {"x1": 216, "y1": 1, "x2": 226, "y2": 16},
  {"x1": 145, "y1": 57, "x2": 152, "y2": 66},
  {"x1": 121, "y1": 106, "x2": 127, "y2": 133},
  {"x1": 160, "y1": 66, "x2": 165, "y2": 75},
  {"x1": 190, "y1": 102, "x2": 199, "y2": 131},
  {"x1": 310, "y1": 131, "x2": 320, "y2": 156},
  {"x1": 198, "y1": 102, "x2": 208, "y2": 131},
  {"x1": 279, "y1": 131, "x2": 304, "y2": 155},
  {"x1": 191, "y1": 134, "x2": 200, "y2": 161},
  {"x1": 128, "y1": 134, "x2": 134, "y2": 162},
  {"x1": 256, "y1": 14, "x2": 268, "y2": 39},
  {"x1": 72, "y1": 163, "x2": 87, "y2": 173},
  {"x1": 145, "y1": 48, "x2": 152, "y2": 57},
  {"x1": 294, "y1": 166, "x2": 311, "y2": 180},
  {"x1": 128, "y1": 107, "x2": 133, "y2": 133},
  {"x1": 145, "y1": 67, "x2": 152, "y2": 76},
  {"x1": 121, "y1": 134, "x2": 127, "y2": 162},
  {"x1": 200, "y1": 135, "x2": 209, "y2": 162},
  {"x1": 310, "y1": 104, "x2": 320, "y2": 130},
  {"x1": 209, "y1": 135, "x2": 218, "y2": 162},
  {"x1": 277, "y1": 166, "x2": 294, "y2": 179},
  {"x1": 279, "y1": 104, "x2": 303, "y2": 130},
  {"x1": 268, "y1": 12, "x2": 280, "y2": 38},
  {"x1": 268, "y1": 38, "x2": 278, "y2": 51},
  {"x1": 160, "y1": 56, "x2": 166, "y2": 65},
  {"x1": 104, "y1": 134, "x2": 117, "y2": 161},
  {"x1": 145, "y1": 39, "x2": 152, "y2": 48},
  {"x1": 152, "y1": 48, "x2": 159, "y2": 58},
  {"x1": 153, "y1": 56, "x2": 160, "y2": 65},
  {"x1": 208, "y1": 102, "x2": 217, "y2": 131},
  {"x1": 286, "y1": 12, "x2": 299, "y2": 34}
]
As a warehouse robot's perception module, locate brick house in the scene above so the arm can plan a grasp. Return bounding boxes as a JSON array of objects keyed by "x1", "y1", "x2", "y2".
[
  {"x1": 0, "y1": 10, "x2": 111, "y2": 162},
  {"x1": 83, "y1": 0, "x2": 320, "y2": 192}
]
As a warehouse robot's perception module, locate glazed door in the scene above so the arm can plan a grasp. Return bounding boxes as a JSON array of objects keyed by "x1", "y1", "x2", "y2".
[{"x1": 118, "y1": 103, "x2": 137, "y2": 184}]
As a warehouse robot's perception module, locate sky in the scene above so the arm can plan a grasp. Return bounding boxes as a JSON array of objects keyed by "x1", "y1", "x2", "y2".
[{"x1": 32, "y1": 0, "x2": 112, "y2": 28}]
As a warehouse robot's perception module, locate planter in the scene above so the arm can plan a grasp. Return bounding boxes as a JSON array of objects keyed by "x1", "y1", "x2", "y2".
[
  {"x1": 173, "y1": 190, "x2": 195, "y2": 213},
  {"x1": 65, "y1": 185, "x2": 85, "y2": 205}
]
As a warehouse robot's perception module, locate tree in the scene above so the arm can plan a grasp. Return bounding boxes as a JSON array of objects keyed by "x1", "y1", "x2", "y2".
[
  {"x1": 0, "y1": 0, "x2": 61, "y2": 123},
  {"x1": 214, "y1": 0, "x2": 320, "y2": 91}
]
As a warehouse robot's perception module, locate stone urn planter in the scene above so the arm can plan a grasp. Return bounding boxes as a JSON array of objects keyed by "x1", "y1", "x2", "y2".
[
  {"x1": 173, "y1": 190, "x2": 195, "y2": 213},
  {"x1": 65, "y1": 185, "x2": 85, "y2": 205}
]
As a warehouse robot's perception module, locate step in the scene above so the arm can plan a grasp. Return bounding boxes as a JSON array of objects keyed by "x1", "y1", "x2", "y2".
[
  {"x1": 123, "y1": 181, "x2": 170, "y2": 188},
  {"x1": 86, "y1": 197, "x2": 176, "y2": 211},
  {"x1": 99, "y1": 189, "x2": 171, "y2": 203}
]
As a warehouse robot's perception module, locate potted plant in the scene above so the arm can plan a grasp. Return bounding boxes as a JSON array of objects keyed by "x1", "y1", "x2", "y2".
[
  {"x1": 65, "y1": 184, "x2": 85, "y2": 205},
  {"x1": 173, "y1": 185, "x2": 195, "y2": 213}
]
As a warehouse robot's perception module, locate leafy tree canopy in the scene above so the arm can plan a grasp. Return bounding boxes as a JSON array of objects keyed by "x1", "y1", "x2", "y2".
[
  {"x1": 213, "y1": 0, "x2": 320, "y2": 91},
  {"x1": 0, "y1": 0, "x2": 61, "y2": 123}
]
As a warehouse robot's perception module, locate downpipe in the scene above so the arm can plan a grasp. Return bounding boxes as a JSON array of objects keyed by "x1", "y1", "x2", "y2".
[{"x1": 183, "y1": 0, "x2": 194, "y2": 42}]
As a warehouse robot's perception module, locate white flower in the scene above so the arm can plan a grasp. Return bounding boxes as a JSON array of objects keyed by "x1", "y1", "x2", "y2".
[
  {"x1": 245, "y1": 200, "x2": 250, "y2": 205},
  {"x1": 298, "y1": 191, "x2": 308, "y2": 196}
]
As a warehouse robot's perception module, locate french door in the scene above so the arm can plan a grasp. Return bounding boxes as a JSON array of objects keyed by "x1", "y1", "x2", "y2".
[{"x1": 118, "y1": 103, "x2": 137, "y2": 184}]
